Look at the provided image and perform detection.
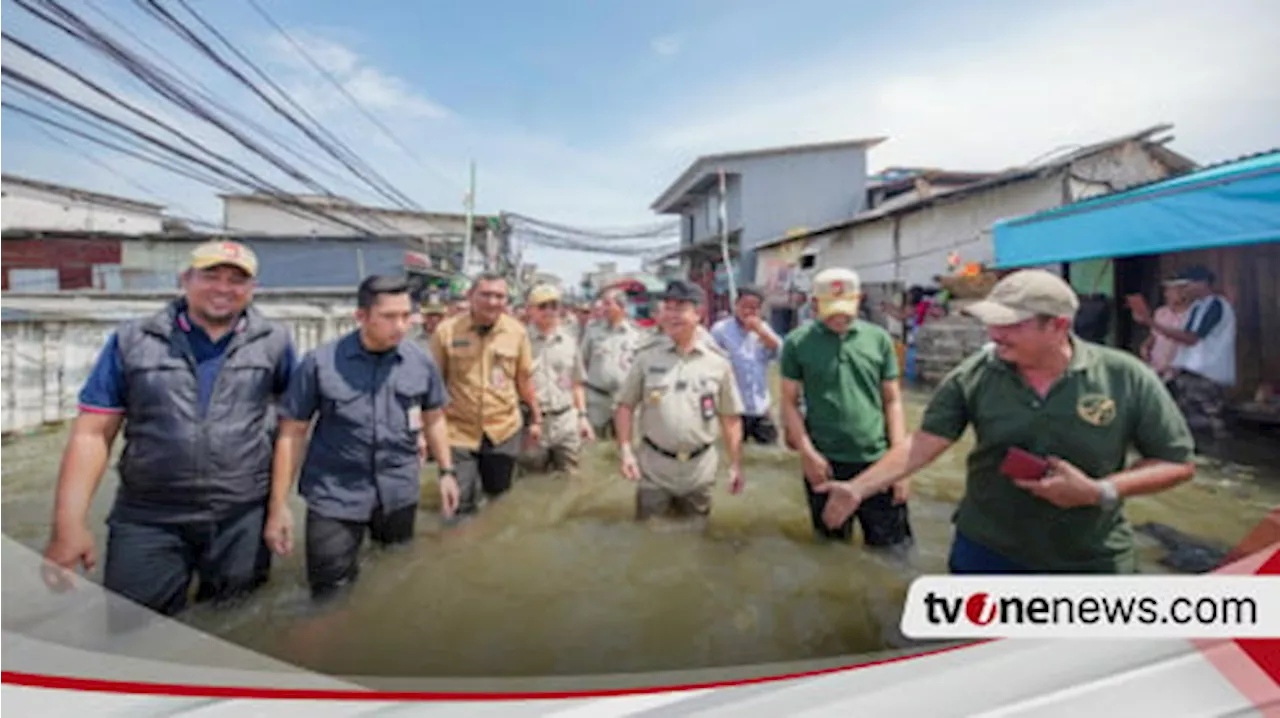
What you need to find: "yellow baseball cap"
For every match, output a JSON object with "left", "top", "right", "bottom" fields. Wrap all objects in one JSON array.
[
  {"left": 190, "top": 239, "right": 258, "bottom": 277},
  {"left": 812, "top": 267, "right": 862, "bottom": 319},
  {"left": 962, "top": 269, "right": 1079, "bottom": 326},
  {"left": 527, "top": 284, "right": 562, "bottom": 305}
]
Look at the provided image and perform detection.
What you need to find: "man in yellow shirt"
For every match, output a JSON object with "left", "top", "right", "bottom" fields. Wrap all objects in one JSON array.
[{"left": 429, "top": 272, "right": 539, "bottom": 517}]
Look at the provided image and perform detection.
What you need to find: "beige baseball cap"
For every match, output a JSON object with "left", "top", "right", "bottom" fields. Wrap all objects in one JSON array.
[
  {"left": 812, "top": 267, "right": 862, "bottom": 319},
  {"left": 527, "top": 284, "right": 562, "bottom": 305},
  {"left": 189, "top": 239, "right": 258, "bottom": 277},
  {"left": 962, "top": 269, "right": 1079, "bottom": 326}
]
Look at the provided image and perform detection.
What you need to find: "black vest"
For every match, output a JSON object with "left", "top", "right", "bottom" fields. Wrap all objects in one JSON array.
[{"left": 112, "top": 300, "right": 292, "bottom": 523}]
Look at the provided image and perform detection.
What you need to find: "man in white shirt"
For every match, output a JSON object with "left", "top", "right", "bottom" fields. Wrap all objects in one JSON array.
[{"left": 1131, "top": 265, "right": 1236, "bottom": 441}]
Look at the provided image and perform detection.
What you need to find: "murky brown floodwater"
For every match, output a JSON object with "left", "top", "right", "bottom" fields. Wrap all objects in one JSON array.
[{"left": 3, "top": 388, "right": 1278, "bottom": 679}]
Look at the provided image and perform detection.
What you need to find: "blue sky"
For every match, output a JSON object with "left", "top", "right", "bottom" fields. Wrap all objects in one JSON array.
[{"left": 3, "top": 0, "right": 1278, "bottom": 282}]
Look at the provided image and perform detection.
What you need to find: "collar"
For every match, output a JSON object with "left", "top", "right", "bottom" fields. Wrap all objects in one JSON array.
[
  {"left": 532, "top": 324, "right": 564, "bottom": 342},
  {"left": 990, "top": 334, "right": 1093, "bottom": 375},
  {"left": 340, "top": 330, "right": 408, "bottom": 361}
]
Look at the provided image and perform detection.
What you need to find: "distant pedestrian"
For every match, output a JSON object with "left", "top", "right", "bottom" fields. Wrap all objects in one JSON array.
[
  {"left": 710, "top": 285, "right": 783, "bottom": 445},
  {"left": 265, "top": 275, "right": 457, "bottom": 600},
  {"left": 519, "top": 284, "right": 595, "bottom": 474},
  {"left": 780, "top": 268, "right": 912, "bottom": 549},
  {"left": 430, "top": 272, "right": 539, "bottom": 517},
  {"left": 614, "top": 280, "right": 745, "bottom": 525},
  {"left": 818, "top": 269, "right": 1196, "bottom": 574},
  {"left": 42, "top": 240, "right": 295, "bottom": 627},
  {"left": 1130, "top": 265, "right": 1237, "bottom": 442},
  {"left": 579, "top": 288, "right": 642, "bottom": 439}
]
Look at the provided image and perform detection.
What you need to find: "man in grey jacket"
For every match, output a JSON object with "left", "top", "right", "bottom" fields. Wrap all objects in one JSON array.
[{"left": 42, "top": 240, "right": 296, "bottom": 627}]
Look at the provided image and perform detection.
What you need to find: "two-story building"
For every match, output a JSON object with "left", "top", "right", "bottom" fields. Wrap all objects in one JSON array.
[{"left": 648, "top": 137, "right": 885, "bottom": 318}]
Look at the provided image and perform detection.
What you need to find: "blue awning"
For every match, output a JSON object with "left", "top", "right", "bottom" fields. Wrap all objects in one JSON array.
[{"left": 992, "top": 151, "right": 1280, "bottom": 268}]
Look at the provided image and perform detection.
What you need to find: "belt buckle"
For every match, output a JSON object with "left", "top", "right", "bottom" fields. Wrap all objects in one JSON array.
[{"left": 676, "top": 450, "right": 690, "bottom": 462}]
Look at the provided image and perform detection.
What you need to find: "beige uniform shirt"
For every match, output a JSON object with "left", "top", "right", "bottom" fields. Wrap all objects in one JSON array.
[
  {"left": 617, "top": 335, "right": 744, "bottom": 492},
  {"left": 581, "top": 319, "right": 642, "bottom": 395},
  {"left": 429, "top": 312, "right": 533, "bottom": 449},
  {"left": 530, "top": 324, "right": 585, "bottom": 414}
]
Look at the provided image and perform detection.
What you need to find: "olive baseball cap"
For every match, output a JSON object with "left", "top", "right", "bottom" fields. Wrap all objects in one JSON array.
[
  {"left": 189, "top": 239, "right": 258, "bottom": 277},
  {"left": 962, "top": 269, "right": 1079, "bottom": 326},
  {"left": 812, "top": 267, "right": 862, "bottom": 319}
]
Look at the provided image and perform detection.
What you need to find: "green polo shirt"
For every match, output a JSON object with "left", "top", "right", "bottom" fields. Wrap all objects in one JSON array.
[
  {"left": 780, "top": 319, "right": 900, "bottom": 464},
  {"left": 920, "top": 338, "right": 1196, "bottom": 573}
]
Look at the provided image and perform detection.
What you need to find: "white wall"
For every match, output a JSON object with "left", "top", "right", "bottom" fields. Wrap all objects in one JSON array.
[
  {"left": 1, "top": 300, "right": 358, "bottom": 436},
  {"left": 1, "top": 182, "right": 163, "bottom": 234},
  {"left": 224, "top": 198, "right": 468, "bottom": 238}
]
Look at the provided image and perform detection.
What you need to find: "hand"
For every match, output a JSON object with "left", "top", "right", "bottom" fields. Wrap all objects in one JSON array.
[
  {"left": 801, "top": 448, "right": 832, "bottom": 487},
  {"left": 743, "top": 315, "right": 763, "bottom": 333},
  {"left": 619, "top": 449, "right": 640, "bottom": 481},
  {"left": 263, "top": 505, "right": 294, "bottom": 556},
  {"left": 438, "top": 474, "right": 460, "bottom": 518},
  {"left": 1013, "top": 456, "right": 1105, "bottom": 509},
  {"left": 527, "top": 422, "right": 543, "bottom": 445},
  {"left": 728, "top": 464, "right": 745, "bottom": 495},
  {"left": 812, "top": 481, "right": 864, "bottom": 529},
  {"left": 41, "top": 524, "right": 96, "bottom": 592},
  {"left": 1125, "top": 294, "right": 1152, "bottom": 325},
  {"left": 579, "top": 416, "right": 595, "bottom": 442},
  {"left": 892, "top": 478, "right": 911, "bottom": 505}
]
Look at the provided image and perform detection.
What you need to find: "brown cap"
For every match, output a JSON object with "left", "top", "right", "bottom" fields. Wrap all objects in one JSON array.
[
  {"left": 812, "top": 267, "right": 862, "bottom": 319},
  {"left": 527, "top": 284, "right": 562, "bottom": 305},
  {"left": 189, "top": 239, "right": 258, "bottom": 277},
  {"left": 962, "top": 269, "right": 1079, "bottom": 326}
]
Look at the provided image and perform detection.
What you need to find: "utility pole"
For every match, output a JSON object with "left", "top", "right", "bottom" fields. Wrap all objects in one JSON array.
[
  {"left": 718, "top": 167, "right": 737, "bottom": 305},
  {"left": 461, "top": 159, "right": 476, "bottom": 277}
]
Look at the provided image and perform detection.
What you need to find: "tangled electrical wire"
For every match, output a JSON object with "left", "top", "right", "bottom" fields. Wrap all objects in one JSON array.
[{"left": 503, "top": 211, "right": 681, "bottom": 259}]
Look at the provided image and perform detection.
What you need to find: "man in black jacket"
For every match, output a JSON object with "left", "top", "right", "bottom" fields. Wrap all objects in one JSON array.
[{"left": 42, "top": 240, "right": 296, "bottom": 627}]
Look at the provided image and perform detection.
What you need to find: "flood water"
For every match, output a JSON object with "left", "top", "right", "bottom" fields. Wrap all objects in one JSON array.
[{"left": 3, "top": 388, "right": 1278, "bottom": 680}]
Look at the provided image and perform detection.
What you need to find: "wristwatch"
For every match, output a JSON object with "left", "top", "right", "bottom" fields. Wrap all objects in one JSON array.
[
  {"left": 1097, "top": 479, "right": 1119, "bottom": 510},
  {"left": 439, "top": 467, "right": 457, "bottom": 478}
]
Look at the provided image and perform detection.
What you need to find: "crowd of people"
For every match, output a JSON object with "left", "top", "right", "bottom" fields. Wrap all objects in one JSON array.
[{"left": 39, "top": 238, "right": 1214, "bottom": 631}]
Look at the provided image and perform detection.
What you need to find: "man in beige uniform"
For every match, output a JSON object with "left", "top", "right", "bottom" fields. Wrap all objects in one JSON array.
[
  {"left": 520, "top": 284, "right": 594, "bottom": 474},
  {"left": 615, "top": 280, "right": 745, "bottom": 522},
  {"left": 580, "top": 287, "right": 642, "bottom": 438},
  {"left": 430, "top": 272, "right": 540, "bottom": 517}
]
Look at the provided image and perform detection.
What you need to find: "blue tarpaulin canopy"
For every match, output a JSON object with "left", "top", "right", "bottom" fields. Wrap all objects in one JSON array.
[{"left": 992, "top": 150, "right": 1280, "bottom": 268}]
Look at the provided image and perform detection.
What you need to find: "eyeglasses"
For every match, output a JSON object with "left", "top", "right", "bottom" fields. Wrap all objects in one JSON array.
[{"left": 535, "top": 302, "right": 560, "bottom": 310}]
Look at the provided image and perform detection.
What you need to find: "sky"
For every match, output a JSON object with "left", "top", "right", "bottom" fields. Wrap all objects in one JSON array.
[{"left": 2, "top": 0, "right": 1278, "bottom": 284}]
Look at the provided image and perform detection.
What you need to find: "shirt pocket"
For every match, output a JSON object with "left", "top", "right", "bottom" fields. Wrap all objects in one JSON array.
[
  {"left": 316, "top": 369, "right": 367, "bottom": 428},
  {"left": 490, "top": 346, "right": 519, "bottom": 386}
]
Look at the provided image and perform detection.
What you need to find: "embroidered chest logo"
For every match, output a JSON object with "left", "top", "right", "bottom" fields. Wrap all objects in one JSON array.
[{"left": 1076, "top": 393, "right": 1117, "bottom": 427}]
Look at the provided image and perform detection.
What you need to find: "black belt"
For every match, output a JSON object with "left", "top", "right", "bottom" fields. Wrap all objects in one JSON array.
[
  {"left": 643, "top": 437, "right": 711, "bottom": 462},
  {"left": 585, "top": 383, "right": 612, "bottom": 396},
  {"left": 543, "top": 406, "right": 575, "bottom": 417}
]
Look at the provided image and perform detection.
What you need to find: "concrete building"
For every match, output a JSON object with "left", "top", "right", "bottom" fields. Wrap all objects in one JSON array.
[
  {"left": 648, "top": 137, "right": 886, "bottom": 316},
  {"left": 1, "top": 175, "right": 168, "bottom": 291},
  {"left": 754, "top": 124, "right": 1198, "bottom": 382}
]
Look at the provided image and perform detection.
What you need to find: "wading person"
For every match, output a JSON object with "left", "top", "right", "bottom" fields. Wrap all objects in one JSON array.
[
  {"left": 711, "top": 285, "right": 783, "bottom": 445},
  {"left": 519, "top": 284, "right": 594, "bottom": 474},
  {"left": 816, "top": 269, "right": 1197, "bottom": 574},
  {"left": 780, "top": 267, "right": 912, "bottom": 549},
  {"left": 265, "top": 275, "right": 457, "bottom": 600},
  {"left": 430, "top": 272, "right": 539, "bottom": 517},
  {"left": 580, "top": 288, "right": 642, "bottom": 439},
  {"left": 1129, "top": 265, "right": 1237, "bottom": 443},
  {"left": 41, "top": 240, "right": 296, "bottom": 625},
  {"left": 614, "top": 280, "right": 745, "bottom": 524}
]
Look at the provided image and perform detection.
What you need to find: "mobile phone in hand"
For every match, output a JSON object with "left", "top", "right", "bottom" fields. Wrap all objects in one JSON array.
[{"left": 1000, "top": 447, "right": 1050, "bottom": 481}]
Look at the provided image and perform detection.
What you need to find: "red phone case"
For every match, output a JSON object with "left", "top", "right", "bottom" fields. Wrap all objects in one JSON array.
[{"left": 1000, "top": 447, "right": 1049, "bottom": 481}]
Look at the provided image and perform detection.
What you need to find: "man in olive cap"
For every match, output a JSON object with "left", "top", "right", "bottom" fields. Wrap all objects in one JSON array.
[{"left": 814, "top": 269, "right": 1196, "bottom": 574}]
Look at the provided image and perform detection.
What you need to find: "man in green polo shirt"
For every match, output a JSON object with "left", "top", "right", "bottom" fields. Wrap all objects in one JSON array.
[
  {"left": 780, "top": 267, "right": 912, "bottom": 548},
  {"left": 814, "top": 269, "right": 1197, "bottom": 573}
]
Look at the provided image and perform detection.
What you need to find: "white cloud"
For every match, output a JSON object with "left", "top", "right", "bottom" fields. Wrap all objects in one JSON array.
[{"left": 650, "top": 34, "right": 682, "bottom": 57}]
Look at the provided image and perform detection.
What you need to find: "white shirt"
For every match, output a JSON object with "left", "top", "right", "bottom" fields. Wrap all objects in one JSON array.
[{"left": 1171, "top": 294, "right": 1237, "bottom": 387}]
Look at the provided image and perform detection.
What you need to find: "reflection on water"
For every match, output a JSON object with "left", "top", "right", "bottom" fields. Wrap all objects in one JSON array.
[{"left": 3, "top": 390, "right": 1277, "bottom": 677}]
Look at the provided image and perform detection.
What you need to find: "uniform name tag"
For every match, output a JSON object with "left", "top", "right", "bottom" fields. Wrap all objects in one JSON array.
[
  {"left": 451, "top": 339, "right": 472, "bottom": 348},
  {"left": 700, "top": 393, "right": 715, "bottom": 421}
]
